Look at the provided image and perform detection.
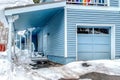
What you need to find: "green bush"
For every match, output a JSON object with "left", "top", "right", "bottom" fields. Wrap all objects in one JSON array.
[{"left": 33, "top": 0, "right": 40, "bottom": 3}]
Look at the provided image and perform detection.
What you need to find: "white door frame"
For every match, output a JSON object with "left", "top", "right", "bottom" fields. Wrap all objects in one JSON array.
[{"left": 76, "top": 24, "right": 115, "bottom": 61}]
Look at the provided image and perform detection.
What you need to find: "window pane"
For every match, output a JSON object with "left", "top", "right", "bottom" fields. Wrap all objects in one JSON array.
[
  {"left": 77, "top": 28, "right": 93, "bottom": 34},
  {"left": 94, "top": 28, "right": 109, "bottom": 34}
]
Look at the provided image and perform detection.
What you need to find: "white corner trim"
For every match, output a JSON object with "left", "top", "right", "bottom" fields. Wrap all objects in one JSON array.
[
  {"left": 119, "top": 0, "right": 120, "bottom": 7},
  {"left": 76, "top": 24, "right": 78, "bottom": 61},
  {"left": 76, "top": 23, "right": 116, "bottom": 60},
  {"left": 66, "top": 4, "right": 120, "bottom": 11},
  {"left": 64, "top": 7, "right": 68, "bottom": 57},
  {"left": 107, "top": 0, "right": 110, "bottom": 7},
  {"left": 111, "top": 24, "right": 116, "bottom": 59}
]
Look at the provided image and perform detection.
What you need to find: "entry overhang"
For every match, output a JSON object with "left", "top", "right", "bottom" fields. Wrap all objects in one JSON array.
[
  {"left": 5, "top": 1, "right": 66, "bottom": 15},
  {"left": 5, "top": 1, "right": 65, "bottom": 31}
]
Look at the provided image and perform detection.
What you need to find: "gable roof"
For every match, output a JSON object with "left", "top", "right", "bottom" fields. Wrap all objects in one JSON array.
[{"left": 5, "top": 0, "right": 66, "bottom": 15}]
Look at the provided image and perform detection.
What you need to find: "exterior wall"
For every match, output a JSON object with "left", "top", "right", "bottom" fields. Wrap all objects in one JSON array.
[
  {"left": 48, "top": 55, "right": 76, "bottom": 64},
  {"left": 67, "top": 8, "right": 120, "bottom": 59},
  {"left": 110, "top": 0, "right": 119, "bottom": 7},
  {"left": 42, "top": 10, "right": 65, "bottom": 58}
]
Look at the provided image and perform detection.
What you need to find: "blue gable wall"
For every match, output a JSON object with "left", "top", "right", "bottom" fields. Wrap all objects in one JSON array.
[
  {"left": 67, "top": 8, "right": 120, "bottom": 58},
  {"left": 41, "top": 9, "right": 65, "bottom": 63},
  {"left": 37, "top": 9, "right": 65, "bottom": 60},
  {"left": 46, "top": 10, "right": 64, "bottom": 56},
  {"left": 110, "top": 0, "right": 119, "bottom": 7}
]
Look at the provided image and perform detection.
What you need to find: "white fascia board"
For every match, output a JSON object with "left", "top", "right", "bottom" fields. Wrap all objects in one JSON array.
[
  {"left": 5, "top": 1, "right": 66, "bottom": 15},
  {"left": 66, "top": 4, "right": 120, "bottom": 11}
]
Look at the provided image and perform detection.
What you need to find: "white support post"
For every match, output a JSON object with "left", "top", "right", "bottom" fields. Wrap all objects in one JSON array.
[
  {"left": 7, "top": 15, "right": 14, "bottom": 80},
  {"left": 28, "top": 28, "right": 35, "bottom": 58},
  {"left": 20, "top": 35, "right": 22, "bottom": 53},
  {"left": 13, "top": 32, "right": 15, "bottom": 55},
  {"left": 24, "top": 36, "right": 26, "bottom": 49},
  {"left": 15, "top": 32, "right": 18, "bottom": 51},
  {"left": 27, "top": 31, "right": 29, "bottom": 54},
  {"left": 7, "top": 16, "right": 13, "bottom": 63},
  {"left": 30, "top": 31, "right": 32, "bottom": 57}
]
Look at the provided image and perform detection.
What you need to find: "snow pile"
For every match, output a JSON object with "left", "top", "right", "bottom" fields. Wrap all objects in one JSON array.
[
  {"left": 12, "top": 46, "right": 33, "bottom": 65},
  {"left": 63, "top": 60, "right": 120, "bottom": 78},
  {"left": 10, "top": 60, "right": 120, "bottom": 80},
  {"left": 0, "top": 57, "right": 10, "bottom": 80},
  {"left": 16, "top": 49, "right": 32, "bottom": 64}
]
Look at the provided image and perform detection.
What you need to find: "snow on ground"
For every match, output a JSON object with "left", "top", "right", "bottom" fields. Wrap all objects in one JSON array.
[
  {"left": 12, "top": 59, "right": 120, "bottom": 80},
  {"left": 1, "top": 49, "right": 120, "bottom": 80},
  {"left": 0, "top": 0, "right": 120, "bottom": 80}
]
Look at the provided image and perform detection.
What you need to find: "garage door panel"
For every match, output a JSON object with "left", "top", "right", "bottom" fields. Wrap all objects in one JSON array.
[
  {"left": 78, "top": 44, "right": 93, "bottom": 52},
  {"left": 93, "top": 45, "right": 110, "bottom": 52},
  {"left": 93, "top": 53, "right": 110, "bottom": 59},
  {"left": 77, "top": 36, "right": 93, "bottom": 44},
  {"left": 93, "top": 36, "right": 110, "bottom": 44},
  {"left": 78, "top": 53, "right": 93, "bottom": 60}
]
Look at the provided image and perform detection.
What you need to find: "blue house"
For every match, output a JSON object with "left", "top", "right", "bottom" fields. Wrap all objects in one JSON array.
[{"left": 5, "top": 0, "right": 120, "bottom": 64}]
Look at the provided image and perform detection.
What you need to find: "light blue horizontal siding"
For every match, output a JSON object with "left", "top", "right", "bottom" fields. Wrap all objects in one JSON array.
[
  {"left": 67, "top": 8, "right": 120, "bottom": 58},
  {"left": 110, "top": 0, "right": 119, "bottom": 7},
  {"left": 43, "top": 9, "right": 65, "bottom": 57}
]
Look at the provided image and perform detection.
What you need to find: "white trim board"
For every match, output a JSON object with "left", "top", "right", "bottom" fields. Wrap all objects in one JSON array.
[
  {"left": 5, "top": 1, "right": 66, "bottom": 15},
  {"left": 107, "top": 0, "right": 110, "bottom": 7},
  {"left": 64, "top": 7, "right": 68, "bottom": 57},
  {"left": 76, "top": 23, "right": 115, "bottom": 60},
  {"left": 66, "top": 4, "right": 120, "bottom": 11}
]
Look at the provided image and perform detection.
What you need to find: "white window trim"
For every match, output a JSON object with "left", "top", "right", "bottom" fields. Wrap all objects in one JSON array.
[{"left": 76, "top": 24, "right": 115, "bottom": 61}]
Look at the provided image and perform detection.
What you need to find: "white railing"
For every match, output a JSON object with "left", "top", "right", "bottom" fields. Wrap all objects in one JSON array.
[{"left": 67, "top": 0, "right": 108, "bottom": 6}]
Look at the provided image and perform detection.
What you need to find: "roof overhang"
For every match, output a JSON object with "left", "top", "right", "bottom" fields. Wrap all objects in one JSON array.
[{"left": 5, "top": 1, "right": 66, "bottom": 15}]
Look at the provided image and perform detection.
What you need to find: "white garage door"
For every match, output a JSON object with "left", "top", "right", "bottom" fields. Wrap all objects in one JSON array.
[{"left": 77, "top": 26, "right": 111, "bottom": 60}]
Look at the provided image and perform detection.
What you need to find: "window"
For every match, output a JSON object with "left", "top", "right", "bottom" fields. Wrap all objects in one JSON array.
[
  {"left": 77, "top": 28, "right": 92, "bottom": 34},
  {"left": 94, "top": 28, "right": 109, "bottom": 34},
  {"left": 67, "top": 0, "right": 108, "bottom": 6},
  {"left": 77, "top": 27, "right": 109, "bottom": 34}
]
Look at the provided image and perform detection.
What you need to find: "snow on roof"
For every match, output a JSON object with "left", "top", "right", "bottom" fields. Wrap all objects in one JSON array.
[
  {"left": 5, "top": 0, "right": 65, "bottom": 16},
  {"left": 0, "top": 0, "right": 34, "bottom": 28},
  {"left": 5, "top": 0, "right": 65, "bottom": 10},
  {"left": 0, "top": 0, "right": 34, "bottom": 10}
]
